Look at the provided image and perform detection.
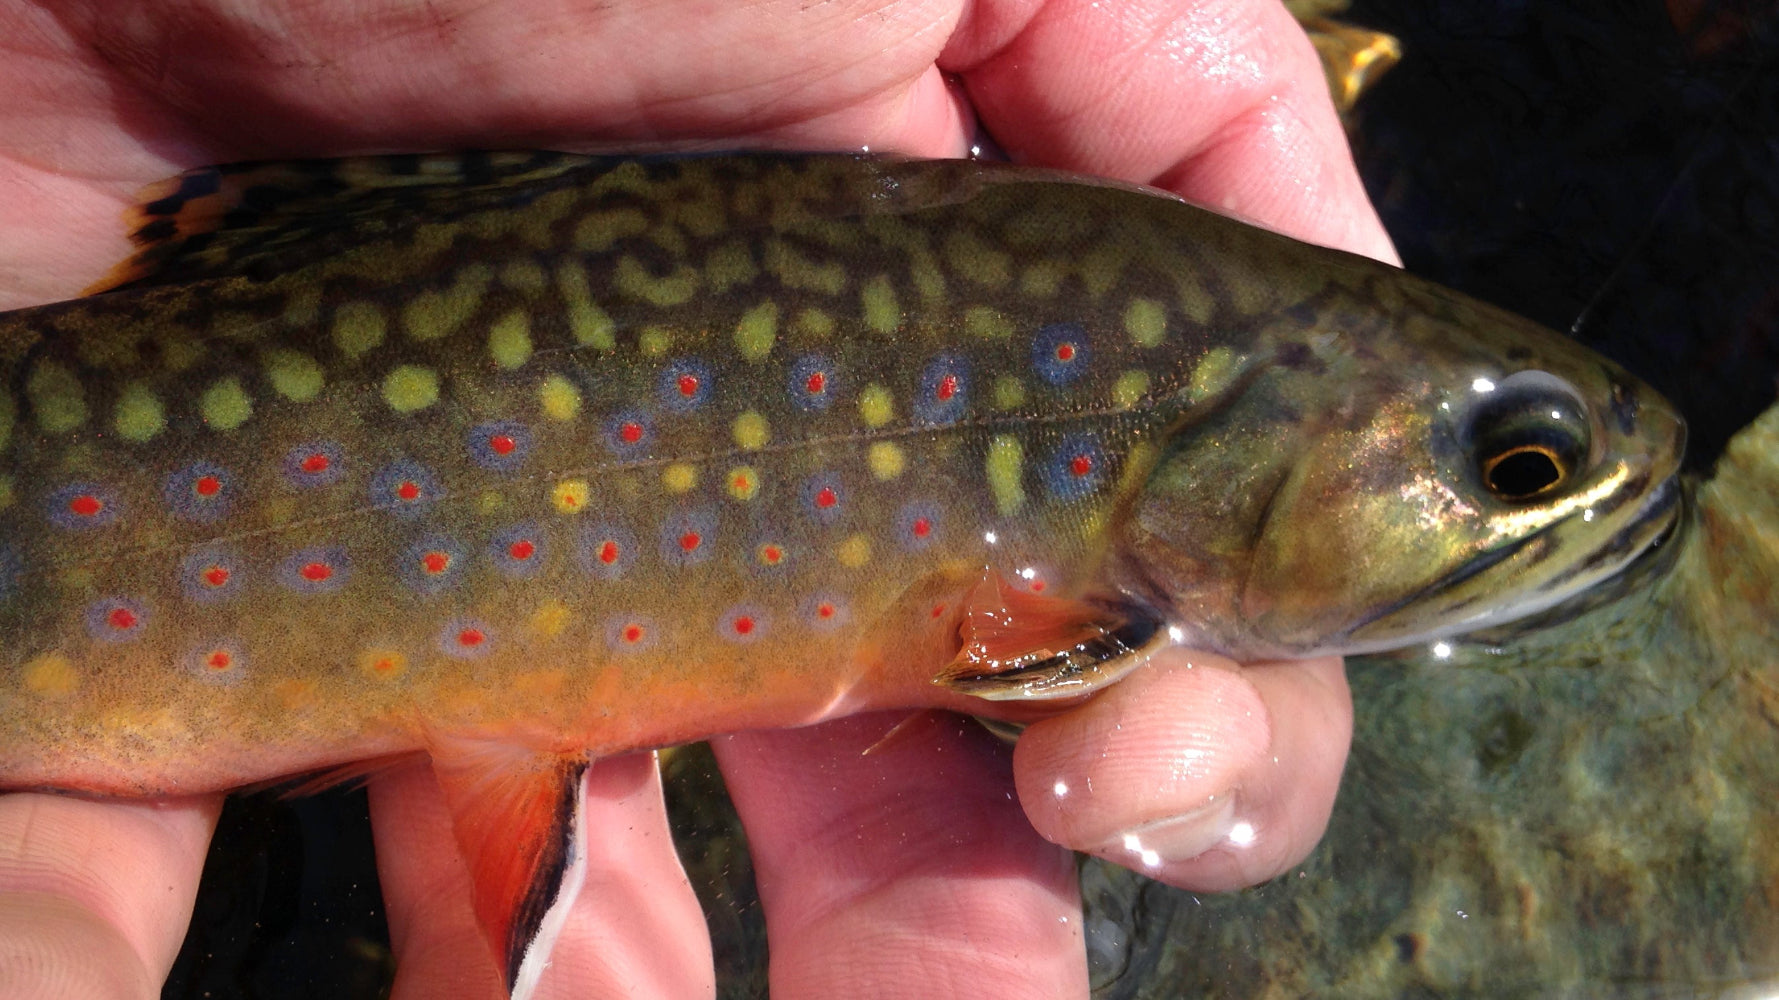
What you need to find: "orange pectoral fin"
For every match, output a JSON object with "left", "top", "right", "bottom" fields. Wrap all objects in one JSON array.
[
  {"left": 428, "top": 737, "right": 590, "bottom": 1000},
  {"left": 933, "top": 570, "right": 1170, "bottom": 702}
]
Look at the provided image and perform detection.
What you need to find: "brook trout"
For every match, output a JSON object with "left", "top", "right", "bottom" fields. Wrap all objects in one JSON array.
[{"left": 0, "top": 153, "right": 1683, "bottom": 995}]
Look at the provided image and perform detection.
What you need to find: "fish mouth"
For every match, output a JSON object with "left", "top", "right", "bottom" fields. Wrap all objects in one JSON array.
[{"left": 1337, "top": 473, "right": 1684, "bottom": 656}]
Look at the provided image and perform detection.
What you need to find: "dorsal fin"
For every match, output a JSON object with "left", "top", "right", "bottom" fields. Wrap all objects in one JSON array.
[{"left": 84, "top": 151, "right": 597, "bottom": 294}]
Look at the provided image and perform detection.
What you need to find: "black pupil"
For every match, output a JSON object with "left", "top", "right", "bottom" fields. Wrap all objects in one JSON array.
[{"left": 1487, "top": 448, "right": 1562, "bottom": 499}]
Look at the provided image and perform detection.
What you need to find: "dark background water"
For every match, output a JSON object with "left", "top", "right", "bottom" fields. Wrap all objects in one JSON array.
[{"left": 162, "top": 0, "right": 1779, "bottom": 995}]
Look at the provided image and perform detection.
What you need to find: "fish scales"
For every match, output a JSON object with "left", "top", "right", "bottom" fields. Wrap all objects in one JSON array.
[{"left": 0, "top": 154, "right": 1337, "bottom": 791}]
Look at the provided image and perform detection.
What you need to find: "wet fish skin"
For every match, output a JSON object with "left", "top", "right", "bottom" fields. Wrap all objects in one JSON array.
[{"left": 0, "top": 152, "right": 1682, "bottom": 797}]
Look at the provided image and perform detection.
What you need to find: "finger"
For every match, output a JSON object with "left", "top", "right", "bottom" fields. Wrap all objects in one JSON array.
[
  {"left": 1013, "top": 649, "right": 1350, "bottom": 891},
  {"left": 946, "top": 0, "right": 1399, "bottom": 262},
  {"left": 714, "top": 711, "right": 1085, "bottom": 999},
  {"left": 0, "top": 791, "right": 221, "bottom": 999},
  {"left": 367, "top": 753, "right": 712, "bottom": 1000}
]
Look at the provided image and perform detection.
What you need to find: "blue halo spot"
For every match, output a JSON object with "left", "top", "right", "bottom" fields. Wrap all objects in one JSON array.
[
  {"left": 489, "top": 523, "right": 547, "bottom": 579},
  {"left": 787, "top": 354, "right": 839, "bottom": 412},
  {"left": 604, "top": 411, "right": 654, "bottom": 457},
  {"left": 576, "top": 522, "right": 639, "bottom": 580},
  {"left": 278, "top": 547, "right": 351, "bottom": 595},
  {"left": 438, "top": 620, "right": 495, "bottom": 659},
  {"left": 466, "top": 420, "right": 533, "bottom": 473},
  {"left": 47, "top": 483, "right": 121, "bottom": 530},
  {"left": 659, "top": 358, "right": 713, "bottom": 412},
  {"left": 180, "top": 548, "right": 246, "bottom": 604},
  {"left": 400, "top": 535, "right": 467, "bottom": 595},
  {"left": 162, "top": 461, "right": 234, "bottom": 523},
  {"left": 1032, "top": 322, "right": 1091, "bottom": 385},
  {"left": 914, "top": 354, "right": 969, "bottom": 425},
  {"left": 799, "top": 472, "right": 846, "bottom": 525},
  {"left": 186, "top": 641, "right": 247, "bottom": 685},
  {"left": 801, "top": 594, "right": 850, "bottom": 631},
  {"left": 717, "top": 604, "right": 768, "bottom": 644},
  {"left": 605, "top": 615, "right": 660, "bottom": 652},
  {"left": 658, "top": 507, "right": 718, "bottom": 567},
  {"left": 85, "top": 597, "right": 149, "bottom": 642},
  {"left": 895, "top": 500, "right": 941, "bottom": 551},
  {"left": 283, "top": 442, "right": 347, "bottom": 489},
  {"left": 370, "top": 460, "right": 443, "bottom": 517},
  {"left": 1042, "top": 433, "right": 1108, "bottom": 500}
]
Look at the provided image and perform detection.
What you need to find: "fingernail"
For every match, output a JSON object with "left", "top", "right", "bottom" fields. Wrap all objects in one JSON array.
[{"left": 1091, "top": 795, "right": 1237, "bottom": 867}]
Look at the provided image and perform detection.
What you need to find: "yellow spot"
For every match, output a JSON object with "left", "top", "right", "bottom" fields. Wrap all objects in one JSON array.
[
  {"left": 858, "top": 384, "right": 894, "bottom": 428},
  {"left": 264, "top": 350, "right": 324, "bottom": 402},
  {"left": 964, "top": 306, "right": 1012, "bottom": 341},
  {"left": 21, "top": 653, "right": 78, "bottom": 699},
  {"left": 726, "top": 467, "right": 760, "bottom": 501},
  {"left": 638, "top": 326, "right": 673, "bottom": 357},
  {"left": 861, "top": 274, "right": 901, "bottom": 333},
  {"left": 1117, "top": 442, "right": 1161, "bottom": 497},
  {"left": 0, "top": 475, "right": 13, "bottom": 512},
  {"left": 765, "top": 239, "right": 846, "bottom": 295},
  {"left": 1112, "top": 370, "right": 1152, "bottom": 408},
  {"left": 200, "top": 376, "right": 252, "bottom": 431},
  {"left": 704, "top": 240, "right": 758, "bottom": 293},
  {"left": 1190, "top": 347, "right": 1240, "bottom": 403},
  {"left": 794, "top": 308, "right": 835, "bottom": 338},
  {"left": 381, "top": 365, "right": 439, "bottom": 414},
  {"left": 867, "top": 442, "right": 906, "bottom": 480},
  {"left": 488, "top": 311, "right": 533, "bottom": 370},
  {"left": 528, "top": 600, "right": 572, "bottom": 638},
  {"left": 27, "top": 360, "right": 86, "bottom": 433},
  {"left": 1020, "top": 260, "right": 1066, "bottom": 298},
  {"left": 539, "top": 374, "right": 581, "bottom": 421},
  {"left": 552, "top": 478, "right": 591, "bottom": 513},
  {"left": 991, "top": 376, "right": 1027, "bottom": 410},
  {"left": 944, "top": 229, "right": 1013, "bottom": 287},
  {"left": 734, "top": 302, "right": 778, "bottom": 361},
  {"left": 910, "top": 250, "right": 947, "bottom": 305},
  {"left": 358, "top": 648, "right": 408, "bottom": 680},
  {"left": 477, "top": 490, "right": 506, "bottom": 515},
  {"left": 555, "top": 263, "right": 616, "bottom": 350},
  {"left": 986, "top": 435, "right": 1026, "bottom": 515},
  {"left": 332, "top": 301, "right": 386, "bottom": 358},
  {"left": 662, "top": 463, "right": 698, "bottom": 493},
  {"left": 404, "top": 264, "right": 490, "bottom": 340},
  {"left": 614, "top": 256, "right": 699, "bottom": 307},
  {"left": 732, "top": 411, "right": 769, "bottom": 451},
  {"left": 113, "top": 382, "right": 165, "bottom": 441},
  {"left": 574, "top": 208, "right": 650, "bottom": 251},
  {"left": 1125, "top": 298, "right": 1167, "bottom": 347},
  {"left": 836, "top": 533, "right": 872, "bottom": 569},
  {"left": 61, "top": 567, "right": 93, "bottom": 590},
  {"left": 1079, "top": 242, "right": 1130, "bottom": 298}
]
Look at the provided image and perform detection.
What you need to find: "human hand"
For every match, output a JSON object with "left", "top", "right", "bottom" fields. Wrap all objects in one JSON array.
[{"left": 0, "top": 0, "right": 1386, "bottom": 996}]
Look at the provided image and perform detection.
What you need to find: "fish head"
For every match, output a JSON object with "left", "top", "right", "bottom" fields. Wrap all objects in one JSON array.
[{"left": 1114, "top": 278, "right": 1686, "bottom": 659}]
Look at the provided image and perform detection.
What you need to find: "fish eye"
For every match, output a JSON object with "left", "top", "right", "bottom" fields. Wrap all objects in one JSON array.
[{"left": 1460, "top": 371, "right": 1591, "bottom": 503}]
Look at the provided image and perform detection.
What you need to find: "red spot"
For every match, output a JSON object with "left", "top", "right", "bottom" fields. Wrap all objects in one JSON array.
[
  {"left": 202, "top": 565, "right": 231, "bottom": 587},
  {"left": 194, "top": 475, "right": 222, "bottom": 498},
  {"left": 299, "top": 562, "right": 333, "bottom": 583},
  {"left": 205, "top": 650, "right": 233, "bottom": 671},
  {"left": 732, "top": 615, "right": 755, "bottom": 636},
  {"left": 106, "top": 607, "right": 138, "bottom": 630},
  {"left": 911, "top": 517, "right": 932, "bottom": 538},
  {"left": 598, "top": 540, "right": 621, "bottom": 565},
  {"left": 489, "top": 434, "right": 516, "bottom": 455},
  {"left": 1055, "top": 343, "right": 1076, "bottom": 362},
  {"left": 677, "top": 374, "right": 700, "bottom": 398},
  {"left": 732, "top": 473, "right": 751, "bottom": 490},
  {"left": 814, "top": 487, "right": 838, "bottom": 509},
  {"left": 1030, "top": 580, "right": 1047, "bottom": 593},
  {"left": 936, "top": 374, "right": 958, "bottom": 401},
  {"left": 805, "top": 371, "right": 827, "bottom": 395},
  {"left": 508, "top": 539, "right": 536, "bottom": 561},
  {"left": 69, "top": 494, "right": 103, "bottom": 517},
  {"left": 816, "top": 602, "right": 836, "bottom": 620},
  {"left": 396, "top": 480, "right": 421, "bottom": 502},
  {"left": 930, "top": 603, "right": 946, "bottom": 619},
  {"left": 301, "top": 453, "right": 331, "bottom": 474},
  {"left": 621, "top": 624, "right": 645, "bottom": 644},
  {"left": 619, "top": 422, "right": 643, "bottom": 444},
  {"left": 760, "top": 544, "right": 783, "bottom": 565},
  {"left": 456, "top": 628, "right": 486, "bottom": 648},
  {"left": 1070, "top": 454, "right": 1094, "bottom": 477},
  {"left": 421, "top": 551, "right": 451, "bottom": 575},
  {"left": 679, "top": 531, "right": 702, "bottom": 553}
]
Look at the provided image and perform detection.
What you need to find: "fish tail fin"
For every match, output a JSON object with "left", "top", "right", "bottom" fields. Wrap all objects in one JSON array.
[{"left": 429, "top": 736, "right": 590, "bottom": 1000}]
